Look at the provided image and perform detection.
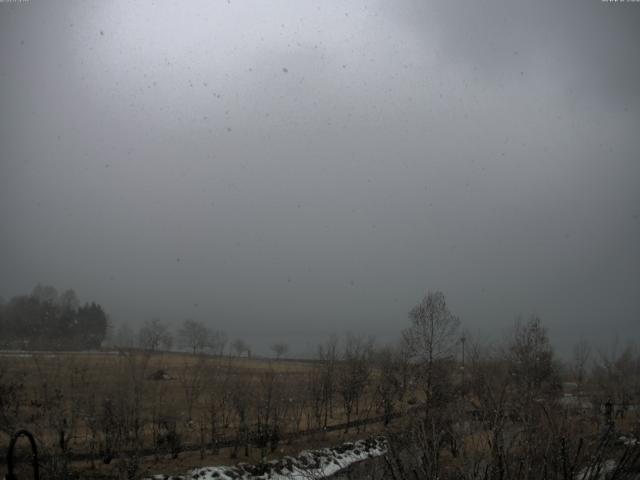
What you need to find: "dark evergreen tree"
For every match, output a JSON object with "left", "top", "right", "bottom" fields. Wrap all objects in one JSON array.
[{"left": 0, "top": 285, "right": 108, "bottom": 350}]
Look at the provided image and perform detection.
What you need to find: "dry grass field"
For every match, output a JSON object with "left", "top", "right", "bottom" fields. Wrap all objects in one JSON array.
[
  {"left": 0, "top": 350, "right": 400, "bottom": 479},
  {"left": 2, "top": 318, "right": 640, "bottom": 480}
]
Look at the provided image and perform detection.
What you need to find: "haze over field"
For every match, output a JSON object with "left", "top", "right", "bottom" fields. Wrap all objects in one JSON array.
[{"left": 1, "top": 0, "right": 639, "bottom": 355}]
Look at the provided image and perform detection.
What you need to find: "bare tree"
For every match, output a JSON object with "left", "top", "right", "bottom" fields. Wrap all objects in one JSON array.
[
  {"left": 286, "top": 381, "right": 307, "bottom": 437},
  {"left": 403, "top": 290, "right": 460, "bottom": 413},
  {"left": 270, "top": 342, "right": 289, "bottom": 360},
  {"left": 337, "top": 333, "right": 373, "bottom": 432},
  {"left": 373, "top": 346, "right": 403, "bottom": 425},
  {"left": 202, "top": 364, "right": 234, "bottom": 455},
  {"left": 176, "top": 355, "right": 209, "bottom": 421},
  {"left": 209, "top": 330, "right": 228, "bottom": 356},
  {"left": 507, "top": 315, "right": 559, "bottom": 408},
  {"left": 58, "top": 288, "right": 79, "bottom": 310},
  {"left": 229, "top": 373, "right": 251, "bottom": 458},
  {"left": 593, "top": 342, "right": 639, "bottom": 413},
  {"left": 571, "top": 338, "right": 592, "bottom": 387},
  {"left": 0, "top": 361, "right": 26, "bottom": 436},
  {"left": 231, "top": 338, "right": 250, "bottom": 357},
  {"left": 138, "top": 319, "right": 173, "bottom": 352},
  {"left": 178, "top": 319, "right": 211, "bottom": 355},
  {"left": 306, "top": 365, "right": 325, "bottom": 429},
  {"left": 252, "top": 369, "right": 289, "bottom": 459},
  {"left": 317, "top": 334, "right": 339, "bottom": 427},
  {"left": 101, "top": 352, "right": 152, "bottom": 477},
  {"left": 31, "top": 283, "right": 59, "bottom": 303},
  {"left": 114, "top": 323, "right": 135, "bottom": 349},
  {"left": 466, "top": 340, "right": 514, "bottom": 476}
]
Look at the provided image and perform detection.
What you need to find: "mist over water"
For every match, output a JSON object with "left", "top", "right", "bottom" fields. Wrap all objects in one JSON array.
[{"left": 1, "top": 0, "right": 639, "bottom": 356}]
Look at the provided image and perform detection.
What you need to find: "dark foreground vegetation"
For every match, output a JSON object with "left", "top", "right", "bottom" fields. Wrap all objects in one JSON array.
[{"left": 1, "top": 290, "right": 640, "bottom": 479}]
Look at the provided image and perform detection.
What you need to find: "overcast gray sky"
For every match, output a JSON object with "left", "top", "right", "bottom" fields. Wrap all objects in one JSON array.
[{"left": 1, "top": 0, "right": 639, "bottom": 356}]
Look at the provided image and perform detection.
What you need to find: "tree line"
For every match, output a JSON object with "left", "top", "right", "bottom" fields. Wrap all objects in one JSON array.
[
  {"left": 0, "top": 284, "right": 108, "bottom": 350},
  {"left": 113, "top": 318, "right": 290, "bottom": 359},
  {"left": 112, "top": 318, "right": 231, "bottom": 356},
  {"left": 1, "top": 288, "right": 639, "bottom": 479}
]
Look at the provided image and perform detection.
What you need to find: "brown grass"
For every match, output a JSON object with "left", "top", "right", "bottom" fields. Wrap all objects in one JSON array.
[{"left": 0, "top": 350, "right": 393, "bottom": 479}]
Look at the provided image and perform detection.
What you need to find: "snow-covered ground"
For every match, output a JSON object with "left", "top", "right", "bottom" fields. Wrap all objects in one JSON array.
[
  {"left": 618, "top": 435, "right": 639, "bottom": 447},
  {"left": 576, "top": 460, "right": 619, "bottom": 480},
  {"left": 144, "top": 437, "right": 387, "bottom": 480},
  {"left": 574, "top": 436, "right": 640, "bottom": 479}
]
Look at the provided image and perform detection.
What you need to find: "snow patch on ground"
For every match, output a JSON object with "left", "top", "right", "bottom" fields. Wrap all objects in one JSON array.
[
  {"left": 144, "top": 437, "right": 387, "bottom": 480},
  {"left": 575, "top": 459, "right": 618, "bottom": 480},
  {"left": 618, "top": 435, "right": 639, "bottom": 447}
]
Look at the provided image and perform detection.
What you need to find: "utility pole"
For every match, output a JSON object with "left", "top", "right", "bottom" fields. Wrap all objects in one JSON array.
[{"left": 460, "top": 334, "right": 466, "bottom": 394}]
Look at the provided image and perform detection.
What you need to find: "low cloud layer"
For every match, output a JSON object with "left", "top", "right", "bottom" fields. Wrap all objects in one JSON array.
[{"left": 1, "top": 0, "right": 638, "bottom": 355}]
